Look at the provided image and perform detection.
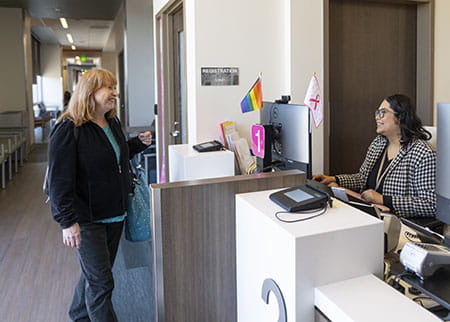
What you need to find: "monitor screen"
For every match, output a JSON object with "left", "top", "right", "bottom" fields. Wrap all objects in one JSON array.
[
  {"left": 260, "top": 101, "right": 311, "bottom": 176},
  {"left": 437, "top": 102, "right": 450, "bottom": 226}
]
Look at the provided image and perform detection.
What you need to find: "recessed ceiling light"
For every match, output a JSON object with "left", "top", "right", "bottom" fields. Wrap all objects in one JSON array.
[
  {"left": 59, "top": 17, "right": 69, "bottom": 29},
  {"left": 71, "top": 45, "right": 76, "bottom": 50},
  {"left": 66, "top": 33, "right": 74, "bottom": 44}
]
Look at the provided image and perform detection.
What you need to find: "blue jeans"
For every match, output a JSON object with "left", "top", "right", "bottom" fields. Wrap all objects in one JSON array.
[{"left": 69, "top": 221, "right": 124, "bottom": 322}]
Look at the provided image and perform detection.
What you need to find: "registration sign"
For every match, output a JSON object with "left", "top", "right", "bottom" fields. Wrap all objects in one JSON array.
[{"left": 201, "top": 67, "right": 239, "bottom": 86}]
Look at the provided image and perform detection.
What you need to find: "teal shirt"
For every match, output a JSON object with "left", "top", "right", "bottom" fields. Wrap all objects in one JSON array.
[{"left": 95, "top": 124, "right": 126, "bottom": 223}]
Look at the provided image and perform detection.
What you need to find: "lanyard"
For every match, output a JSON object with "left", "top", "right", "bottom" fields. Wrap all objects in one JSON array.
[{"left": 375, "top": 148, "right": 392, "bottom": 191}]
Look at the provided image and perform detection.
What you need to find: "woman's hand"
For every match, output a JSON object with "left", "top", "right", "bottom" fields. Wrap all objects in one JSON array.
[
  {"left": 62, "top": 223, "right": 81, "bottom": 249},
  {"left": 138, "top": 131, "right": 152, "bottom": 146},
  {"left": 361, "top": 189, "right": 383, "bottom": 205},
  {"left": 312, "top": 174, "right": 337, "bottom": 186}
]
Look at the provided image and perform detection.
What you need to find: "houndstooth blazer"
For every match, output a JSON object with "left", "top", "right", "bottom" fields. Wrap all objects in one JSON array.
[{"left": 336, "top": 135, "right": 436, "bottom": 218}]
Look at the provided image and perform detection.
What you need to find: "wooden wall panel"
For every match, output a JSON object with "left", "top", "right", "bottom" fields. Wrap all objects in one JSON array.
[
  {"left": 151, "top": 170, "right": 306, "bottom": 322},
  {"left": 329, "top": 0, "right": 417, "bottom": 174}
]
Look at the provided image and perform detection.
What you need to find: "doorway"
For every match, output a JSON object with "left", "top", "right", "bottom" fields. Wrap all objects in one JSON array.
[
  {"left": 155, "top": 0, "right": 186, "bottom": 182},
  {"left": 327, "top": 0, "right": 433, "bottom": 175}
]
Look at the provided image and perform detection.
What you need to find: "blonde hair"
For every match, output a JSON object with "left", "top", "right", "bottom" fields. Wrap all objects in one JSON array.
[{"left": 58, "top": 68, "right": 117, "bottom": 126}]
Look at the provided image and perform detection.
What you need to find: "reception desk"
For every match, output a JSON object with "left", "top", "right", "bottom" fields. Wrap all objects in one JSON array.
[
  {"left": 151, "top": 170, "right": 306, "bottom": 322},
  {"left": 236, "top": 190, "right": 384, "bottom": 321},
  {"left": 168, "top": 143, "right": 234, "bottom": 182}
]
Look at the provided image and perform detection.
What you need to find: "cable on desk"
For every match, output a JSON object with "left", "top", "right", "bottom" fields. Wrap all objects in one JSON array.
[
  {"left": 275, "top": 204, "right": 328, "bottom": 223},
  {"left": 394, "top": 272, "right": 416, "bottom": 281},
  {"left": 387, "top": 271, "right": 416, "bottom": 294},
  {"left": 414, "top": 298, "right": 425, "bottom": 307},
  {"left": 413, "top": 296, "right": 432, "bottom": 307}
]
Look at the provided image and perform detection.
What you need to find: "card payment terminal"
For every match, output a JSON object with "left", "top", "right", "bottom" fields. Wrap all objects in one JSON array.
[{"left": 269, "top": 183, "right": 331, "bottom": 212}]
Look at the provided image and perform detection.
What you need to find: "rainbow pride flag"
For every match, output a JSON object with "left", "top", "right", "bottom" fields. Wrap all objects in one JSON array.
[{"left": 240, "top": 77, "right": 262, "bottom": 113}]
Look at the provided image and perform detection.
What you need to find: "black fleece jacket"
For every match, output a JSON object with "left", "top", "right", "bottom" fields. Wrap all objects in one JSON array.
[{"left": 48, "top": 117, "right": 147, "bottom": 229}]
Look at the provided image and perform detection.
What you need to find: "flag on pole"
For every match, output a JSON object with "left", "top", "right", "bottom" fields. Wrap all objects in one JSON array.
[
  {"left": 304, "top": 73, "right": 323, "bottom": 128},
  {"left": 240, "top": 76, "right": 263, "bottom": 113}
]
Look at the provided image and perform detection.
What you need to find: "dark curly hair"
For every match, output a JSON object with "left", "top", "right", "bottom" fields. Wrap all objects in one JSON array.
[{"left": 385, "top": 94, "right": 431, "bottom": 145}]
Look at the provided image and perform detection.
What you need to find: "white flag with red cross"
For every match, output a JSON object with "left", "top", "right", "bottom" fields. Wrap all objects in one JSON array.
[{"left": 304, "top": 73, "right": 323, "bottom": 128}]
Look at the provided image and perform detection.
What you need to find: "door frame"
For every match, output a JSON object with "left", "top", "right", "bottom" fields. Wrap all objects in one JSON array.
[
  {"left": 118, "top": 50, "right": 126, "bottom": 127},
  {"left": 155, "top": 0, "right": 185, "bottom": 182},
  {"left": 323, "top": 0, "right": 434, "bottom": 174}
]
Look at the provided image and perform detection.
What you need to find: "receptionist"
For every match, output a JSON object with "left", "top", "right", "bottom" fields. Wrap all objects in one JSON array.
[{"left": 313, "top": 94, "right": 436, "bottom": 218}]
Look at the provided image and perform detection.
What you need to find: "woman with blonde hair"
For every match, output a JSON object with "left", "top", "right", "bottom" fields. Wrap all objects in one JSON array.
[{"left": 48, "top": 68, "right": 152, "bottom": 321}]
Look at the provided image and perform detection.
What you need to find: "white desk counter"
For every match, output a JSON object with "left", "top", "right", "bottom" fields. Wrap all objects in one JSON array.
[
  {"left": 315, "top": 274, "right": 441, "bottom": 322},
  {"left": 236, "top": 190, "right": 384, "bottom": 321}
]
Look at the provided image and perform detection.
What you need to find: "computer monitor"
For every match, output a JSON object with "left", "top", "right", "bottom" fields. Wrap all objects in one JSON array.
[
  {"left": 437, "top": 103, "right": 450, "bottom": 229},
  {"left": 259, "top": 101, "right": 311, "bottom": 177}
]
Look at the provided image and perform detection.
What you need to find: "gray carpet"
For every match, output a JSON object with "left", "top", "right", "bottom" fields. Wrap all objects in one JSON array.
[
  {"left": 112, "top": 234, "right": 155, "bottom": 322},
  {"left": 28, "top": 143, "right": 48, "bottom": 163}
]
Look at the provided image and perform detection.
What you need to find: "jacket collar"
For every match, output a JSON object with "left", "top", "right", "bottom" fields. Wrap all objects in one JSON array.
[{"left": 375, "top": 135, "right": 416, "bottom": 176}]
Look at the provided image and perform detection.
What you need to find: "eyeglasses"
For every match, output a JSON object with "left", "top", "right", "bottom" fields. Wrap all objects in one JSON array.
[{"left": 374, "top": 108, "right": 395, "bottom": 119}]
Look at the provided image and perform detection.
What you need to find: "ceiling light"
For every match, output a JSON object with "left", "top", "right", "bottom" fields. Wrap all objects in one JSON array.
[
  {"left": 66, "top": 33, "right": 74, "bottom": 44},
  {"left": 71, "top": 45, "right": 76, "bottom": 50},
  {"left": 59, "top": 17, "right": 69, "bottom": 29}
]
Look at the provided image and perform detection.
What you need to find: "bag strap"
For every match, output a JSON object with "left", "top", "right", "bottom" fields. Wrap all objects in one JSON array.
[{"left": 129, "top": 154, "right": 140, "bottom": 177}]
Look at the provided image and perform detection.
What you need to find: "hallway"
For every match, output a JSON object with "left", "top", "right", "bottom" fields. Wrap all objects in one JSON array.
[
  {"left": 0, "top": 144, "right": 78, "bottom": 321},
  {"left": 0, "top": 144, "right": 155, "bottom": 321}
]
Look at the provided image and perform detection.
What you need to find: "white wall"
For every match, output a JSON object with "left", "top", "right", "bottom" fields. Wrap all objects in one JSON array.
[
  {"left": 102, "top": 4, "right": 126, "bottom": 72},
  {"left": 102, "top": 52, "right": 117, "bottom": 75},
  {"left": 41, "top": 77, "right": 63, "bottom": 108},
  {"left": 0, "top": 8, "right": 27, "bottom": 112},
  {"left": 40, "top": 44, "right": 63, "bottom": 108},
  {"left": 290, "top": 0, "right": 324, "bottom": 173},
  {"left": 104, "top": 3, "right": 125, "bottom": 53},
  {"left": 153, "top": 0, "right": 167, "bottom": 14},
  {"left": 23, "top": 10, "right": 35, "bottom": 145},
  {"left": 102, "top": 5, "right": 125, "bottom": 120},
  {"left": 40, "top": 44, "right": 61, "bottom": 76},
  {"left": 0, "top": 8, "right": 34, "bottom": 144},
  {"left": 434, "top": 0, "right": 450, "bottom": 124},
  {"left": 125, "top": 0, "right": 155, "bottom": 129},
  {"left": 188, "top": 0, "right": 291, "bottom": 146}
]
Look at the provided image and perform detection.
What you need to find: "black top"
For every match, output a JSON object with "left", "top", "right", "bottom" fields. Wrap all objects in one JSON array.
[
  {"left": 365, "top": 147, "right": 393, "bottom": 209},
  {"left": 48, "top": 117, "right": 147, "bottom": 229}
]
